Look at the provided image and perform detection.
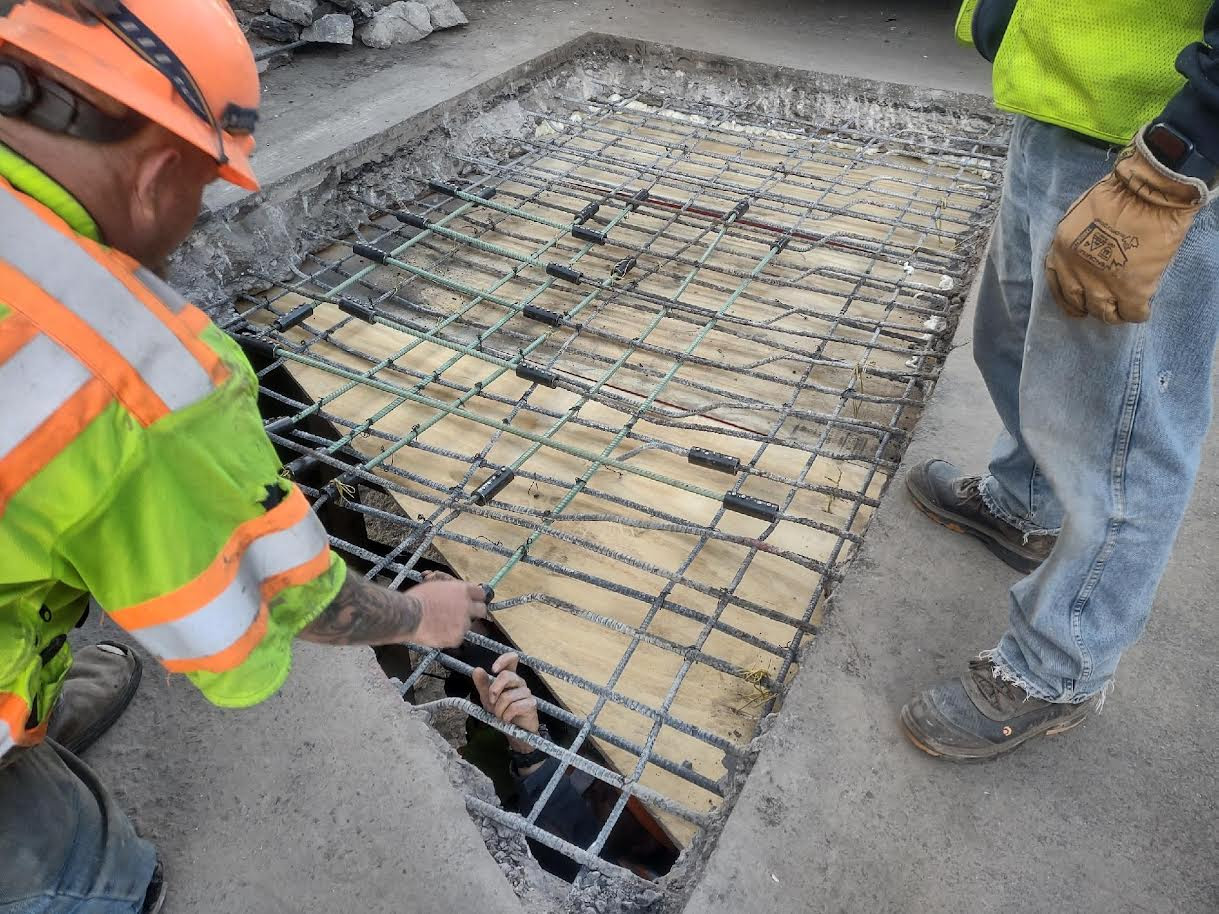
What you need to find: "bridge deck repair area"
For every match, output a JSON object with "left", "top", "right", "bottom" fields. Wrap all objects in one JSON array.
[{"left": 233, "top": 88, "right": 1003, "bottom": 874}]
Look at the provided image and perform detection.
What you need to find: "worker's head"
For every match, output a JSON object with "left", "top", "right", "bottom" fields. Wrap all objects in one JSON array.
[{"left": 0, "top": 0, "right": 260, "bottom": 270}]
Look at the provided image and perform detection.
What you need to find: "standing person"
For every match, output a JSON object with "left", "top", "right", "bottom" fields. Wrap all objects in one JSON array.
[
  {"left": 901, "top": 0, "right": 1219, "bottom": 760},
  {"left": 0, "top": 2, "right": 488, "bottom": 910}
]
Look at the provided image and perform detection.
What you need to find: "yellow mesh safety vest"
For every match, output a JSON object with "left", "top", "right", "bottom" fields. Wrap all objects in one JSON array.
[
  {"left": 957, "top": 0, "right": 1209, "bottom": 145},
  {"left": 0, "top": 150, "right": 346, "bottom": 757}
]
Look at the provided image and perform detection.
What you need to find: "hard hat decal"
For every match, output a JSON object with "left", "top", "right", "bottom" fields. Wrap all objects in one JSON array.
[{"left": 99, "top": 2, "right": 228, "bottom": 162}]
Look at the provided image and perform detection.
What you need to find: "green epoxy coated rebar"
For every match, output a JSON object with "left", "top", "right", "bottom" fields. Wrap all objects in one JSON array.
[{"left": 232, "top": 87, "right": 1008, "bottom": 882}]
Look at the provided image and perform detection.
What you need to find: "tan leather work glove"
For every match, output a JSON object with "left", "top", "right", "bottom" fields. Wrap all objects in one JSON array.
[{"left": 1045, "top": 128, "right": 1210, "bottom": 324}]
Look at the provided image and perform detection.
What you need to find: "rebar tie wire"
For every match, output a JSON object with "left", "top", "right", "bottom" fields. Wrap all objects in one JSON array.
[{"left": 230, "top": 88, "right": 1007, "bottom": 889}]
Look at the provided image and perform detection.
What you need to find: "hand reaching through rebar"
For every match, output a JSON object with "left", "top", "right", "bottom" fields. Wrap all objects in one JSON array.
[
  {"left": 300, "top": 567, "right": 487, "bottom": 648},
  {"left": 411, "top": 569, "right": 490, "bottom": 647},
  {"left": 472, "top": 652, "right": 540, "bottom": 751}
]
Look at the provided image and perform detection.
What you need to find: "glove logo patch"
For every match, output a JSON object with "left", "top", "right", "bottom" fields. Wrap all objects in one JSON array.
[{"left": 1071, "top": 220, "right": 1139, "bottom": 273}]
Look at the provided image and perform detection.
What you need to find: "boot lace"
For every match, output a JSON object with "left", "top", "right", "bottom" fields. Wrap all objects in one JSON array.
[{"left": 968, "top": 658, "right": 1025, "bottom": 708}]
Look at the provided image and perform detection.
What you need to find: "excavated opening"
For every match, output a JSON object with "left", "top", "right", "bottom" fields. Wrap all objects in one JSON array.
[{"left": 193, "top": 36, "right": 1008, "bottom": 910}]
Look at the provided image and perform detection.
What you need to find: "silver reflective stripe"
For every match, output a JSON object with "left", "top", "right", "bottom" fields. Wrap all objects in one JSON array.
[
  {"left": 127, "top": 510, "right": 329, "bottom": 663},
  {"left": 0, "top": 187, "right": 211, "bottom": 412},
  {"left": 0, "top": 334, "right": 90, "bottom": 459},
  {"left": 134, "top": 267, "right": 189, "bottom": 315},
  {"left": 0, "top": 720, "right": 15, "bottom": 757}
]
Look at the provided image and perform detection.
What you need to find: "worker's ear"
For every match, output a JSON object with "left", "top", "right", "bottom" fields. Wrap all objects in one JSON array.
[
  {"left": 125, "top": 138, "right": 213, "bottom": 271},
  {"left": 128, "top": 144, "right": 182, "bottom": 232}
]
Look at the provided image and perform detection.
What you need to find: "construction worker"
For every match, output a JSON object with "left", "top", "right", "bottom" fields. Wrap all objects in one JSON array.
[
  {"left": 0, "top": 1, "right": 487, "bottom": 909},
  {"left": 901, "top": 2, "right": 1219, "bottom": 759}
]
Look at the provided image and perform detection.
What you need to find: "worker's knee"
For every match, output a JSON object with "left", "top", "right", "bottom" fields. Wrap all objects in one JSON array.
[{"left": 0, "top": 743, "right": 157, "bottom": 912}]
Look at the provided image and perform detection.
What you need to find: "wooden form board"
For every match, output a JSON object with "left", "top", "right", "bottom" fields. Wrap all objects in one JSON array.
[{"left": 250, "top": 99, "right": 996, "bottom": 845}]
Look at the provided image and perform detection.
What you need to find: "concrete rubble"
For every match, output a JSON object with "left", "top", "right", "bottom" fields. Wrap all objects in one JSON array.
[
  {"left": 226, "top": 0, "right": 467, "bottom": 66},
  {"left": 357, "top": 0, "right": 432, "bottom": 48},
  {"left": 302, "top": 11, "right": 355, "bottom": 44},
  {"left": 249, "top": 12, "right": 300, "bottom": 42},
  {"left": 268, "top": 0, "right": 317, "bottom": 26},
  {"left": 419, "top": 0, "right": 468, "bottom": 29}
]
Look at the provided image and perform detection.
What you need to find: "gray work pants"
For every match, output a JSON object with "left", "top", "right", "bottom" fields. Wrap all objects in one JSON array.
[{"left": 0, "top": 741, "right": 155, "bottom": 913}]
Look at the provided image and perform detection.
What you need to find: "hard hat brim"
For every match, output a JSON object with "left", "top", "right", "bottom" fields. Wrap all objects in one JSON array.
[{"left": 220, "top": 151, "right": 260, "bottom": 193}]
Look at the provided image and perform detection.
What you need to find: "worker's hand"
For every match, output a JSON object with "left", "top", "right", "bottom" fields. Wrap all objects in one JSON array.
[
  {"left": 405, "top": 570, "right": 488, "bottom": 648},
  {"left": 0, "top": 0, "right": 119, "bottom": 21},
  {"left": 300, "top": 569, "right": 486, "bottom": 648},
  {"left": 472, "top": 652, "right": 540, "bottom": 752},
  {"left": 1045, "top": 128, "right": 1209, "bottom": 324}
]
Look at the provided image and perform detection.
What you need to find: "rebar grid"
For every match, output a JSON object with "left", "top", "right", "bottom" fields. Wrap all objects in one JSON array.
[{"left": 224, "top": 88, "right": 1006, "bottom": 884}]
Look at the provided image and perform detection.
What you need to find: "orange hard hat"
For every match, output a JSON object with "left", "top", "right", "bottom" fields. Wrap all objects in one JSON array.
[{"left": 0, "top": 0, "right": 261, "bottom": 191}]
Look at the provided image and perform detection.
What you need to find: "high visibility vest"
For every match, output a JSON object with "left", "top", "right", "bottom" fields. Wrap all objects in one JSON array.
[
  {"left": 0, "top": 172, "right": 346, "bottom": 757},
  {"left": 956, "top": 0, "right": 1208, "bottom": 145}
]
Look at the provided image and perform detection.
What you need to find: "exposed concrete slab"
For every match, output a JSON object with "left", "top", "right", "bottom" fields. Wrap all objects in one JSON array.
[
  {"left": 208, "top": 0, "right": 985, "bottom": 212},
  {"left": 81, "top": 636, "right": 527, "bottom": 914},
  {"left": 685, "top": 279, "right": 1219, "bottom": 912}
]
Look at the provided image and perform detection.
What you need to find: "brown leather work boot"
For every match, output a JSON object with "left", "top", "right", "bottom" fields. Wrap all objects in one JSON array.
[
  {"left": 901, "top": 657, "right": 1098, "bottom": 761},
  {"left": 47, "top": 641, "right": 142, "bottom": 756},
  {"left": 905, "top": 459, "right": 1056, "bottom": 573}
]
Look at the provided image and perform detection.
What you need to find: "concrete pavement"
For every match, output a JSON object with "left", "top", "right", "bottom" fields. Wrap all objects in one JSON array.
[
  {"left": 83, "top": 636, "right": 528, "bottom": 914},
  {"left": 684, "top": 275, "right": 1219, "bottom": 914}
]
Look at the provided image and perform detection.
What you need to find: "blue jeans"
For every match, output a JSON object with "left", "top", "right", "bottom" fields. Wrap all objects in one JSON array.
[
  {"left": 974, "top": 115, "right": 1219, "bottom": 702},
  {"left": 0, "top": 741, "right": 156, "bottom": 913}
]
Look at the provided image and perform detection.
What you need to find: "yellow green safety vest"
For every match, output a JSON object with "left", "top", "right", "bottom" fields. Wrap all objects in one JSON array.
[
  {"left": 956, "top": 0, "right": 1210, "bottom": 145},
  {"left": 0, "top": 145, "right": 346, "bottom": 756}
]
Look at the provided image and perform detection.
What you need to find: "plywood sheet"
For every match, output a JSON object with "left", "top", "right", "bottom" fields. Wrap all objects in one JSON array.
[{"left": 248, "top": 99, "right": 994, "bottom": 845}]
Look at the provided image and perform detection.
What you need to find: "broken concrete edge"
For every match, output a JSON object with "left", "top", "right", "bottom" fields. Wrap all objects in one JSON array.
[
  {"left": 76, "top": 624, "right": 531, "bottom": 914},
  {"left": 175, "top": 31, "right": 1001, "bottom": 312},
  {"left": 166, "top": 30, "right": 1010, "bottom": 910},
  {"left": 419, "top": 698, "right": 574, "bottom": 911}
]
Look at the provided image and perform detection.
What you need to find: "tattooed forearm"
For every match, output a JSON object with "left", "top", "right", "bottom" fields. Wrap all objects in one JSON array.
[{"left": 299, "top": 573, "right": 422, "bottom": 646}]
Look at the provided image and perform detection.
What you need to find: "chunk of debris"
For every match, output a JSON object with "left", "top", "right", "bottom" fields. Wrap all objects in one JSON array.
[
  {"left": 231, "top": 0, "right": 271, "bottom": 12},
  {"left": 302, "top": 12, "right": 354, "bottom": 43},
  {"left": 269, "top": 0, "right": 319, "bottom": 26},
  {"left": 249, "top": 11, "right": 301, "bottom": 41},
  {"left": 419, "top": 0, "right": 467, "bottom": 28},
  {"left": 331, "top": 0, "right": 376, "bottom": 25},
  {"left": 358, "top": 0, "right": 432, "bottom": 47}
]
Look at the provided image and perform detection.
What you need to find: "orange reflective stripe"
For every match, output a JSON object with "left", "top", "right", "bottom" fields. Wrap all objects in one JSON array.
[
  {"left": 94, "top": 248, "right": 229, "bottom": 388},
  {"left": 106, "top": 485, "right": 332, "bottom": 673},
  {"left": 160, "top": 547, "right": 333, "bottom": 675},
  {"left": 0, "top": 185, "right": 217, "bottom": 415},
  {"left": 0, "top": 376, "right": 110, "bottom": 517},
  {"left": 0, "top": 312, "right": 37, "bottom": 363},
  {"left": 109, "top": 487, "right": 314, "bottom": 630},
  {"left": 179, "top": 304, "right": 212, "bottom": 335},
  {"left": 0, "top": 692, "right": 46, "bottom": 754},
  {"left": 177, "top": 306, "right": 232, "bottom": 384},
  {"left": 162, "top": 603, "right": 270, "bottom": 675},
  {"left": 113, "top": 490, "right": 332, "bottom": 675},
  {"left": 0, "top": 261, "right": 168, "bottom": 424}
]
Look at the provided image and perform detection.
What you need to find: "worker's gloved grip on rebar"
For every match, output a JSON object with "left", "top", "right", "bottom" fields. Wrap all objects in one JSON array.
[{"left": 1045, "top": 127, "right": 1209, "bottom": 324}]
